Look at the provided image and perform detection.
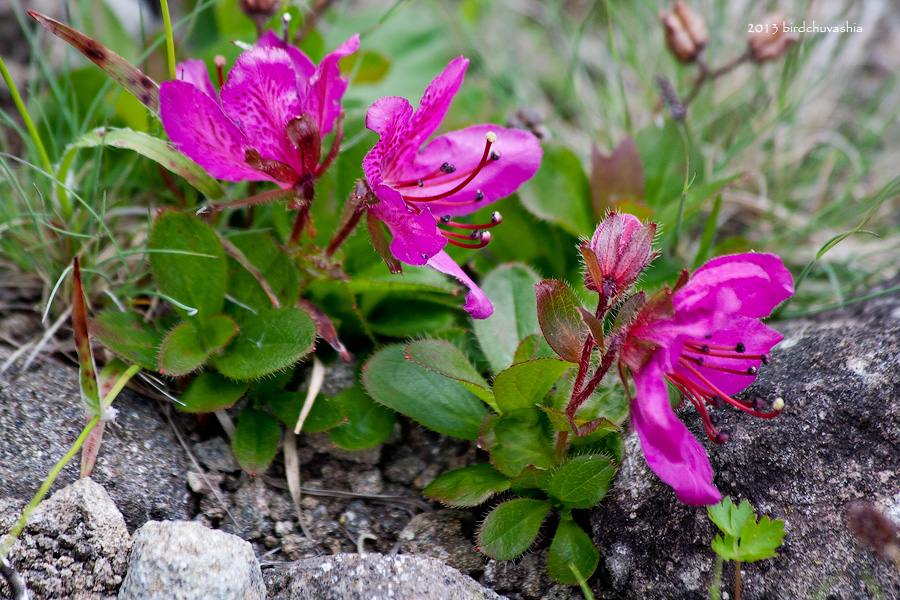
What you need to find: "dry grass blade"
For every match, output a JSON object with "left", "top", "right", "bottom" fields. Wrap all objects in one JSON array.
[
  {"left": 294, "top": 355, "right": 325, "bottom": 434},
  {"left": 28, "top": 11, "right": 160, "bottom": 113},
  {"left": 283, "top": 429, "right": 314, "bottom": 539}
]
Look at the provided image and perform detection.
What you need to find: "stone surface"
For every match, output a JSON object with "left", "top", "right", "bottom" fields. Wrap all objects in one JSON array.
[
  {"left": 0, "top": 478, "right": 131, "bottom": 600},
  {"left": 398, "top": 510, "right": 483, "bottom": 575},
  {"left": 118, "top": 520, "right": 265, "bottom": 600},
  {"left": 264, "top": 553, "right": 508, "bottom": 600},
  {"left": 0, "top": 348, "right": 191, "bottom": 531},
  {"left": 590, "top": 290, "right": 900, "bottom": 599},
  {"left": 192, "top": 437, "right": 240, "bottom": 473}
]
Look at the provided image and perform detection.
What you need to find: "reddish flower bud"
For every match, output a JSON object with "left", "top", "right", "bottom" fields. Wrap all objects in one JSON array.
[
  {"left": 660, "top": 1, "right": 708, "bottom": 63},
  {"left": 748, "top": 14, "right": 798, "bottom": 63},
  {"left": 238, "top": 0, "right": 282, "bottom": 20},
  {"left": 582, "top": 212, "right": 657, "bottom": 297}
]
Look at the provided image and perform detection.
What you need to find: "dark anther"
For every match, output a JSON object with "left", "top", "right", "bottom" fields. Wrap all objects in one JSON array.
[
  {"left": 490, "top": 151, "right": 501, "bottom": 161},
  {"left": 440, "top": 215, "right": 451, "bottom": 223},
  {"left": 475, "top": 190, "right": 484, "bottom": 201},
  {"left": 696, "top": 357, "right": 704, "bottom": 366},
  {"left": 709, "top": 413, "right": 719, "bottom": 426},
  {"left": 705, "top": 334, "right": 713, "bottom": 339},
  {"left": 747, "top": 366, "right": 758, "bottom": 375},
  {"left": 752, "top": 397, "right": 767, "bottom": 412},
  {"left": 701, "top": 344, "right": 710, "bottom": 353},
  {"left": 490, "top": 211, "right": 501, "bottom": 224},
  {"left": 717, "top": 429, "right": 731, "bottom": 443},
  {"left": 736, "top": 342, "right": 746, "bottom": 353},
  {"left": 440, "top": 162, "right": 456, "bottom": 173},
  {"left": 469, "top": 230, "right": 481, "bottom": 240},
  {"left": 761, "top": 354, "right": 769, "bottom": 365},
  {"left": 417, "top": 179, "right": 424, "bottom": 187},
  {"left": 709, "top": 396, "right": 724, "bottom": 407}
]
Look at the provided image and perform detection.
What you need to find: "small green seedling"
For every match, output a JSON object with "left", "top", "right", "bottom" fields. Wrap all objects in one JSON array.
[{"left": 708, "top": 497, "right": 786, "bottom": 600}]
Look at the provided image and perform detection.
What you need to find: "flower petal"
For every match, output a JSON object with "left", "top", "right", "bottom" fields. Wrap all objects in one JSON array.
[
  {"left": 394, "top": 124, "right": 543, "bottom": 216},
  {"left": 632, "top": 357, "right": 721, "bottom": 505},
  {"left": 675, "top": 315, "right": 783, "bottom": 396},
  {"left": 426, "top": 250, "right": 494, "bottom": 319},
  {"left": 306, "top": 34, "right": 360, "bottom": 136},
  {"left": 368, "top": 184, "right": 446, "bottom": 266},
  {"left": 676, "top": 253, "right": 794, "bottom": 319},
  {"left": 160, "top": 80, "right": 271, "bottom": 182},
  {"left": 255, "top": 29, "right": 316, "bottom": 85},
  {"left": 175, "top": 59, "right": 218, "bottom": 100},
  {"left": 364, "top": 96, "right": 414, "bottom": 187},
  {"left": 220, "top": 47, "right": 303, "bottom": 174},
  {"left": 392, "top": 57, "right": 468, "bottom": 166}
]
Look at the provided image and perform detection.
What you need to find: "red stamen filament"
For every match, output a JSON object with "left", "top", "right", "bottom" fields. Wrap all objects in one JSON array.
[
  {"left": 446, "top": 231, "right": 491, "bottom": 249},
  {"left": 678, "top": 358, "right": 780, "bottom": 418},
  {"left": 691, "top": 359, "right": 756, "bottom": 377},
  {"left": 684, "top": 343, "right": 766, "bottom": 361},
  {"left": 670, "top": 376, "right": 722, "bottom": 442},
  {"left": 440, "top": 212, "right": 502, "bottom": 231},
  {"left": 402, "top": 133, "right": 496, "bottom": 205},
  {"left": 214, "top": 56, "right": 227, "bottom": 89}
]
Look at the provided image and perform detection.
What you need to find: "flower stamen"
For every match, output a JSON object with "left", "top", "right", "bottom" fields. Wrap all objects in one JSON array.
[
  {"left": 400, "top": 132, "right": 497, "bottom": 205},
  {"left": 678, "top": 358, "right": 781, "bottom": 418},
  {"left": 214, "top": 55, "right": 227, "bottom": 89},
  {"left": 446, "top": 231, "right": 491, "bottom": 249}
]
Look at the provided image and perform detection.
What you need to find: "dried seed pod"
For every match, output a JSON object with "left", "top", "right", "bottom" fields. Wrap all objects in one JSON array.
[
  {"left": 660, "top": 1, "right": 708, "bottom": 63},
  {"left": 748, "top": 13, "right": 798, "bottom": 63}
]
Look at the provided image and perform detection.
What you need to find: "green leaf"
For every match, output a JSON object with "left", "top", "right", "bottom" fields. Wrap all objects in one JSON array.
[
  {"left": 201, "top": 314, "right": 239, "bottom": 349},
  {"left": 548, "top": 454, "right": 615, "bottom": 509},
  {"left": 736, "top": 516, "right": 786, "bottom": 562},
  {"left": 478, "top": 498, "right": 552, "bottom": 561},
  {"left": 90, "top": 310, "right": 163, "bottom": 371},
  {"left": 480, "top": 408, "right": 556, "bottom": 477},
  {"left": 472, "top": 264, "right": 542, "bottom": 374},
  {"left": 547, "top": 518, "right": 600, "bottom": 584},
  {"left": 708, "top": 497, "right": 754, "bottom": 538},
  {"left": 423, "top": 463, "right": 512, "bottom": 508},
  {"left": 328, "top": 385, "right": 396, "bottom": 450},
  {"left": 71, "top": 259, "right": 99, "bottom": 415},
  {"left": 232, "top": 406, "right": 281, "bottom": 475},
  {"left": 518, "top": 142, "right": 593, "bottom": 237},
  {"left": 64, "top": 127, "right": 224, "bottom": 198},
  {"left": 405, "top": 339, "right": 495, "bottom": 408},
  {"left": 158, "top": 323, "right": 211, "bottom": 376},
  {"left": 708, "top": 498, "right": 785, "bottom": 563},
  {"left": 534, "top": 279, "right": 589, "bottom": 363},
  {"left": 509, "top": 465, "right": 553, "bottom": 495},
  {"left": 264, "top": 392, "right": 345, "bottom": 433},
  {"left": 149, "top": 212, "right": 226, "bottom": 322},
  {"left": 513, "top": 334, "right": 540, "bottom": 363},
  {"left": 225, "top": 231, "right": 300, "bottom": 317},
  {"left": 215, "top": 308, "right": 316, "bottom": 380},
  {"left": 179, "top": 372, "right": 247, "bottom": 413},
  {"left": 362, "top": 345, "right": 489, "bottom": 440},
  {"left": 492, "top": 358, "right": 572, "bottom": 414}
]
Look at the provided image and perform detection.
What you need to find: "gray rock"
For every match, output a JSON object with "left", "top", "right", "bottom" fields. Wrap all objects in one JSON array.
[
  {"left": 590, "top": 290, "right": 900, "bottom": 599},
  {"left": 398, "top": 511, "right": 483, "bottom": 575},
  {"left": 118, "top": 520, "right": 265, "bottom": 600},
  {"left": 0, "top": 478, "right": 131, "bottom": 600},
  {"left": 264, "top": 553, "right": 508, "bottom": 600},
  {"left": 0, "top": 349, "right": 190, "bottom": 531},
  {"left": 191, "top": 437, "right": 240, "bottom": 473}
]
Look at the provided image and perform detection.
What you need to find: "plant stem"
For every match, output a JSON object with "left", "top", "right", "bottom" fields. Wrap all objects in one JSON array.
[
  {"left": 159, "top": 0, "right": 177, "bottom": 80},
  {"left": 734, "top": 560, "right": 742, "bottom": 600},
  {"left": 0, "top": 415, "right": 100, "bottom": 560},
  {"left": 0, "top": 54, "right": 52, "bottom": 173}
]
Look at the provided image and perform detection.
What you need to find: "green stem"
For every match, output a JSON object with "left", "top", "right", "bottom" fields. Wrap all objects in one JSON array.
[
  {"left": 0, "top": 415, "right": 100, "bottom": 560},
  {"left": 160, "top": 0, "right": 177, "bottom": 80},
  {"left": 0, "top": 54, "right": 52, "bottom": 173}
]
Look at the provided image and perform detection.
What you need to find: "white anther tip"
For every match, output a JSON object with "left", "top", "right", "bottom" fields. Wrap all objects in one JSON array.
[
  {"left": 486, "top": 131, "right": 497, "bottom": 143},
  {"left": 283, "top": 13, "right": 292, "bottom": 22},
  {"left": 772, "top": 397, "right": 785, "bottom": 411}
]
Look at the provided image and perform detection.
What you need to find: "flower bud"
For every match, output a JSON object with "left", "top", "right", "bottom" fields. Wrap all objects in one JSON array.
[
  {"left": 660, "top": 1, "right": 708, "bottom": 63},
  {"left": 748, "top": 14, "right": 798, "bottom": 63},
  {"left": 238, "top": 0, "right": 282, "bottom": 23},
  {"left": 582, "top": 212, "right": 657, "bottom": 297}
]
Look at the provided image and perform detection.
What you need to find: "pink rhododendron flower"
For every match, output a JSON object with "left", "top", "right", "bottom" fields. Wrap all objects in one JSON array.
[
  {"left": 362, "top": 57, "right": 543, "bottom": 319},
  {"left": 619, "top": 253, "right": 794, "bottom": 505},
  {"left": 159, "top": 31, "right": 359, "bottom": 200}
]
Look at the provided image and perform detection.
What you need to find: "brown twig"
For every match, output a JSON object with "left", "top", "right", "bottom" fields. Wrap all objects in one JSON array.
[{"left": 295, "top": 0, "right": 339, "bottom": 44}]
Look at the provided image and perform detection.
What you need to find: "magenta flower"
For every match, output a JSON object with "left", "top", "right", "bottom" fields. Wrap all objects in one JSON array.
[
  {"left": 619, "top": 253, "right": 794, "bottom": 505},
  {"left": 159, "top": 31, "right": 359, "bottom": 199},
  {"left": 362, "top": 57, "right": 543, "bottom": 319}
]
